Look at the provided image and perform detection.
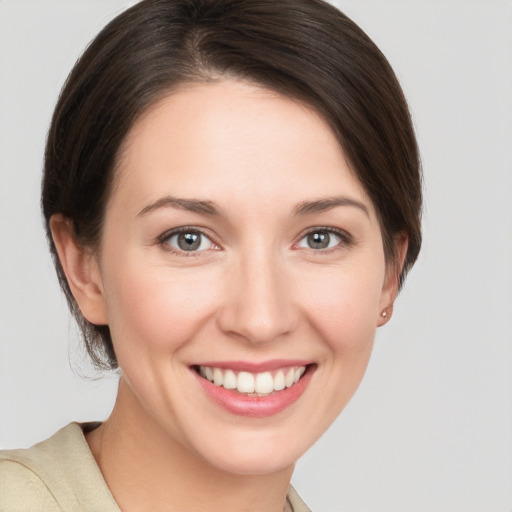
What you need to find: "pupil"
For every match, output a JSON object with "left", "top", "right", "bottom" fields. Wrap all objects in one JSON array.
[
  {"left": 308, "top": 231, "right": 329, "bottom": 249},
  {"left": 178, "top": 232, "right": 201, "bottom": 251}
]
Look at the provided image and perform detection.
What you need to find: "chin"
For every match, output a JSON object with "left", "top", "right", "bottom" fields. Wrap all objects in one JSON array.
[
  {"left": 201, "top": 444, "right": 299, "bottom": 476},
  {"left": 181, "top": 421, "right": 317, "bottom": 476}
]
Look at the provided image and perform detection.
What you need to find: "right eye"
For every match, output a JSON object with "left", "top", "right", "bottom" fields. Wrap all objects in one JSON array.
[{"left": 161, "top": 229, "right": 216, "bottom": 254}]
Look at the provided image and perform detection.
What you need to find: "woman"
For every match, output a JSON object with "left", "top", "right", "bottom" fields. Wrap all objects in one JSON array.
[{"left": 0, "top": 0, "right": 421, "bottom": 510}]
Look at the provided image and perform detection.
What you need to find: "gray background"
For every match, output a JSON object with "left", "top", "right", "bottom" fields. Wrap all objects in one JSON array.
[{"left": 1, "top": 1, "right": 511, "bottom": 511}]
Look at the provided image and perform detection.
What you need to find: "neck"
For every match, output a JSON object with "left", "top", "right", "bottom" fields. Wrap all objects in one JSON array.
[{"left": 86, "top": 378, "right": 294, "bottom": 512}]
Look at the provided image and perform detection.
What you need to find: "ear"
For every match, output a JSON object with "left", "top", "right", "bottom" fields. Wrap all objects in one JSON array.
[
  {"left": 50, "top": 214, "right": 108, "bottom": 325},
  {"left": 377, "top": 233, "right": 408, "bottom": 327}
]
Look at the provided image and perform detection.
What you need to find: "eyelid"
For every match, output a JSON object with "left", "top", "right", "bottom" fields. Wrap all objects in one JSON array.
[
  {"left": 294, "top": 226, "right": 354, "bottom": 250},
  {"left": 156, "top": 225, "right": 354, "bottom": 256},
  {"left": 157, "top": 226, "right": 220, "bottom": 255}
]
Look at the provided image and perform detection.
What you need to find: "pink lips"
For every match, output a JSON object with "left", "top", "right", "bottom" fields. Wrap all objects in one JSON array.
[{"left": 193, "top": 361, "right": 315, "bottom": 418}]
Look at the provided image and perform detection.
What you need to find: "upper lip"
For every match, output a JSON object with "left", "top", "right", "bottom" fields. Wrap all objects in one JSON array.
[{"left": 192, "top": 359, "right": 313, "bottom": 373}]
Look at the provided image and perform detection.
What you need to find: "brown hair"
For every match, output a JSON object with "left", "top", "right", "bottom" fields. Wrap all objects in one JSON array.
[{"left": 42, "top": 0, "right": 422, "bottom": 370}]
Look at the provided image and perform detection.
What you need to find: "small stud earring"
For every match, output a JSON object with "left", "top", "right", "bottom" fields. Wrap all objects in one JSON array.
[{"left": 381, "top": 310, "right": 388, "bottom": 318}]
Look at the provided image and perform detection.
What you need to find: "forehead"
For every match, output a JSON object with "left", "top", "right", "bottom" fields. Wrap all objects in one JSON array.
[{"left": 113, "top": 79, "right": 373, "bottom": 216}]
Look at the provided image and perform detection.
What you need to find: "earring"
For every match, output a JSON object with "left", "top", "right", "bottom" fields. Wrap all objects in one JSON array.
[{"left": 381, "top": 309, "right": 388, "bottom": 318}]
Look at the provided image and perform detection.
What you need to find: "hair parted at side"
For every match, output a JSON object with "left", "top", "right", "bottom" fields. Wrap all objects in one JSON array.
[{"left": 42, "top": 0, "right": 422, "bottom": 371}]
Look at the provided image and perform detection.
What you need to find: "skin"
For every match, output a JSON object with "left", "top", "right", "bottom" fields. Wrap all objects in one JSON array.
[{"left": 51, "top": 79, "right": 405, "bottom": 512}]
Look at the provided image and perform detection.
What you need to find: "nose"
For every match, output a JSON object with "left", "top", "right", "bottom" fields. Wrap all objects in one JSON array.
[{"left": 216, "top": 249, "right": 299, "bottom": 345}]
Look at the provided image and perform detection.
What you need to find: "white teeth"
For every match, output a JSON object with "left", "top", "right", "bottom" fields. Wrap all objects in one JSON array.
[
  {"left": 237, "top": 372, "right": 255, "bottom": 393},
  {"left": 255, "top": 372, "right": 274, "bottom": 394},
  {"left": 223, "top": 369, "right": 237, "bottom": 390},
  {"left": 274, "top": 370, "right": 285, "bottom": 391},
  {"left": 285, "top": 368, "right": 295, "bottom": 388},
  {"left": 293, "top": 366, "right": 305, "bottom": 383},
  {"left": 213, "top": 368, "right": 223, "bottom": 386},
  {"left": 198, "top": 365, "right": 308, "bottom": 394}
]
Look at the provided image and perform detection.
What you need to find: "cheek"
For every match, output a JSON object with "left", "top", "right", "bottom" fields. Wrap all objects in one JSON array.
[
  {"left": 297, "top": 261, "right": 385, "bottom": 353},
  {"left": 102, "top": 260, "right": 221, "bottom": 356}
]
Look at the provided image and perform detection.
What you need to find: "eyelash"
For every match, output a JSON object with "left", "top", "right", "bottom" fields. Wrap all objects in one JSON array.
[
  {"left": 294, "top": 227, "right": 354, "bottom": 254},
  {"left": 158, "top": 226, "right": 219, "bottom": 257},
  {"left": 157, "top": 226, "right": 353, "bottom": 256}
]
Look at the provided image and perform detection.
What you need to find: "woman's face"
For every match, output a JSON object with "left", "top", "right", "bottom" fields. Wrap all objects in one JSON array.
[{"left": 92, "top": 80, "right": 396, "bottom": 474}]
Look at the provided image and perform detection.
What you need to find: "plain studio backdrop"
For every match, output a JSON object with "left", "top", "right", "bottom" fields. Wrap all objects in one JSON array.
[{"left": 0, "top": 1, "right": 511, "bottom": 511}]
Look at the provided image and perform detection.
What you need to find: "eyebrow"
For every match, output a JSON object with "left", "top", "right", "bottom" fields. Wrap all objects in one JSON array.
[
  {"left": 138, "top": 197, "right": 222, "bottom": 217},
  {"left": 293, "top": 196, "right": 370, "bottom": 217},
  {"left": 137, "top": 195, "right": 369, "bottom": 218}
]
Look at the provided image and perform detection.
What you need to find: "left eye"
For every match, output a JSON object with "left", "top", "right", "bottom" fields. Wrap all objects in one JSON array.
[
  {"left": 163, "top": 230, "right": 214, "bottom": 252},
  {"left": 297, "top": 230, "right": 343, "bottom": 250}
]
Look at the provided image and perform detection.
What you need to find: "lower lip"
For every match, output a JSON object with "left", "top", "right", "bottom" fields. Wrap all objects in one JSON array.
[{"left": 194, "top": 366, "right": 315, "bottom": 418}]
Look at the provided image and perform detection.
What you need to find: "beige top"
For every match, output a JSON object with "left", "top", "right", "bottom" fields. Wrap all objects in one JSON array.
[{"left": 0, "top": 423, "right": 311, "bottom": 512}]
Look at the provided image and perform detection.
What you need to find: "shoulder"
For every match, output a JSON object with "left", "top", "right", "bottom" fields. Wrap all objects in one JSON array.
[
  {"left": 288, "top": 485, "right": 313, "bottom": 512},
  {"left": 0, "top": 452, "right": 60, "bottom": 511},
  {"left": 0, "top": 422, "right": 119, "bottom": 512}
]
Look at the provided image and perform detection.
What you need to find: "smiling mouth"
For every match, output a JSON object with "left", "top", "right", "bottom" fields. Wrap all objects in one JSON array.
[{"left": 193, "top": 365, "right": 312, "bottom": 397}]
